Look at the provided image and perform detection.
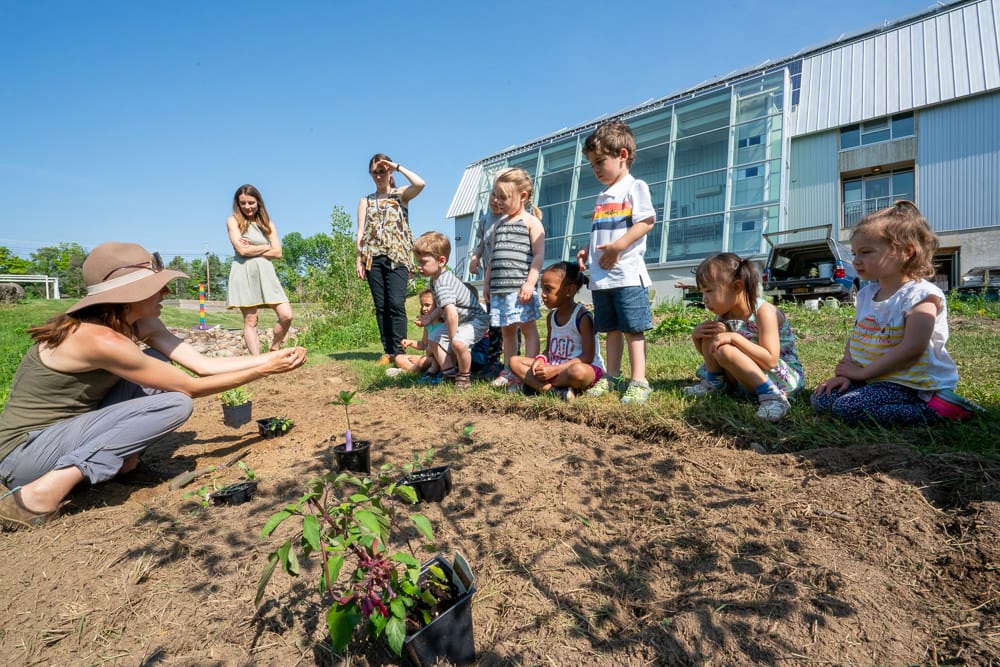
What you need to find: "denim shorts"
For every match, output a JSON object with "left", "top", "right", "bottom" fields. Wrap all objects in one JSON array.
[
  {"left": 592, "top": 286, "right": 653, "bottom": 333},
  {"left": 489, "top": 291, "right": 542, "bottom": 328}
]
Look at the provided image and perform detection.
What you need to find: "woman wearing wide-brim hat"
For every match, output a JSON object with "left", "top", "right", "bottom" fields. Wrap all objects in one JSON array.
[{"left": 0, "top": 242, "right": 307, "bottom": 530}]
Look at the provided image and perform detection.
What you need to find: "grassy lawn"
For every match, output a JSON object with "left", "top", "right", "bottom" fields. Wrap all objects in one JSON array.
[{"left": 2, "top": 295, "right": 998, "bottom": 457}]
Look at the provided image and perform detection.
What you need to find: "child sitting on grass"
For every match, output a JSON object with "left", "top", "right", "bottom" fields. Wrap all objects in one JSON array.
[
  {"left": 389, "top": 288, "right": 442, "bottom": 377},
  {"left": 681, "top": 252, "right": 805, "bottom": 422},
  {"left": 508, "top": 262, "right": 604, "bottom": 400},
  {"left": 812, "top": 201, "right": 981, "bottom": 425}
]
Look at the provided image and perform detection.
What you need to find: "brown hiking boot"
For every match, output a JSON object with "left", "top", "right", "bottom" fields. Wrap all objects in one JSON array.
[{"left": 0, "top": 487, "right": 60, "bottom": 531}]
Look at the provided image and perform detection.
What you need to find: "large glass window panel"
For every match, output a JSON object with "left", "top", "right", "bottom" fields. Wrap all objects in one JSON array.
[
  {"left": 507, "top": 150, "right": 539, "bottom": 178},
  {"left": 670, "top": 171, "right": 726, "bottom": 219},
  {"left": 537, "top": 168, "right": 573, "bottom": 207},
  {"left": 733, "top": 116, "right": 783, "bottom": 167},
  {"left": 568, "top": 233, "right": 590, "bottom": 262},
  {"left": 673, "top": 127, "right": 728, "bottom": 176},
  {"left": 840, "top": 125, "right": 860, "bottom": 149},
  {"left": 539, "top": 202, "right": 569, "bottom": 239},
  {"left": 891, "top": 112, "right": 914, "bottom": 138},
  {"left": 861, "top": 118, "right": 890, "bottom": 145},
  {"left": 730, "top": 158, "right": 782, "bottom": 206},
  {"left": 576, "top": 168, "right": 604, "bottom": 200},
  {"left": 666, "top": 214, "right": 724, "bottom": 261},
  {"left": 728, "top": 205, "right": 777, "bottom": 256},
  {"left": 632, "top": 144, "right": 669, "bottom": 186},
  {"left": 734, "top": 71, "right": 785, "bottom": 123},
  {"left": 540, "top": 140, "right": 577, "bottom": 175},
  {"left": 675, "top": 90, "right": 731, "bottom": 139},
  {"left": 630, "top": 108, "right": 672, "bottom": 149},
  {"left": 644, "top": 182, "right": 667, "bottom": 264},
  {"left": 646, "top": 222, "right": 666, "bottom": 264},
  {"left": 892, "top": 170, "right": 914, "bottom": 200},
  {"left": 733, "top": 119, "right": 767, "bottom": 165},
  {"left": 732, "top": 163, "right": 765, "bottom": 207},
  {"left": 544, "top": 236, "right": 566, "bottom": 262}
]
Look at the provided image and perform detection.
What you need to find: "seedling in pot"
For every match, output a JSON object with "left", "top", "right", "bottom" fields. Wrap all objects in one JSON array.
[
  {"left": 328, "top": 390, "right": 364, "bottom": 451},
  {"left": 220, "top": 386, "right": 253, "bottom": 406},
  {"left": 256, "top": 469, "right": 450, "bottom": 657}
]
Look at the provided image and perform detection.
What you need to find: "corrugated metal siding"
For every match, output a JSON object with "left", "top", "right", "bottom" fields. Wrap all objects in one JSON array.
[
  {"left": 787, "top": 131, "right": 841, "bottom": 231},
  {"left": 918, "top": 91, "right": 1000, "bottom": 232},
  {"left": 794, "top": 0, "right": 1000, "bottom": 136},
  {"left": 445, "top": 165, "right": 482, "bottom": 218}
]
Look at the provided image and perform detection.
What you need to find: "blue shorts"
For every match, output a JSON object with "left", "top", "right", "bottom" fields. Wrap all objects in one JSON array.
[
  {"left": 489, "top": 291, "right": 542, "bottom": 328},
  {"left": 592, "top": 286, "right": 652, "bottom": 334}
]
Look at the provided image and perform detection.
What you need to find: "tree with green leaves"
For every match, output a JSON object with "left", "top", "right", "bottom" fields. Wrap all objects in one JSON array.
[
  {"left": 29, "top": 243, "right": 87, "bottom": 297},
  {"left": 0, "top": 247, "right": 32, "bottom": 275}
]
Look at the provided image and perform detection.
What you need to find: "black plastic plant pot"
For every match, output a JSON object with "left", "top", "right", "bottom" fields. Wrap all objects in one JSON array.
[
  {"left": 222, "top": 401, "right": 252, "bottom": 428},
  {"left": 333, "top": 440, "right": 371, "bottom": 474},
  {"left": 400, "top": 465, "right": 453, "bottom": 503},
  {"left": 257, "top": 418, "right": 293, "bottom": 439},
  {"left": 209, "top": 481, "right": 258, "bottom": 506},
  {"left": 403, "top": 555, "right": 476, "bottom": 667}
]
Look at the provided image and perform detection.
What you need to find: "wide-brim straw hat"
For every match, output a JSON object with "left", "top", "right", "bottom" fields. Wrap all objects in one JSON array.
[{"left": 66, "top": 242, "right": 187, "bottom": 314}]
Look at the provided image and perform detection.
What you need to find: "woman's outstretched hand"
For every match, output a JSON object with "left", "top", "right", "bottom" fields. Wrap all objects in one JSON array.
[{"left": 264, "top": 346, "right": 307, "bottom": 375}]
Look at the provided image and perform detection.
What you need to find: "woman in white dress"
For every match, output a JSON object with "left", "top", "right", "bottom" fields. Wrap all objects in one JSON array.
[{"left": 226, "top": 184, "right": 293, "bottom": 355}]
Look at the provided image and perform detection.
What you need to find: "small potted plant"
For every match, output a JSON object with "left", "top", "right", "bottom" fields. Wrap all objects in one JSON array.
[
  {"left": 220, "top": 386, "right": 253, "bottom": 428},
  {"left": 328, "top": 390, "right": 371, "bottom": 474},
  {"left": 257, "top": 470, "right": 476, "bottom": 665},
  {"left": 209, "top": 461, "right": 259, "bottom": 506},
  {"left": 399, "top": 448, "right": 453, "bottom": 504},
  {"left": 257, "top": 416, "right": 294, "bottom": 439}
]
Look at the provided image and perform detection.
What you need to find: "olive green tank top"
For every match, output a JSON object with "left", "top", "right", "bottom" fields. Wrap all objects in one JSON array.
[{"left": 0, "top": 345, "right": 120, "bottom": 461}]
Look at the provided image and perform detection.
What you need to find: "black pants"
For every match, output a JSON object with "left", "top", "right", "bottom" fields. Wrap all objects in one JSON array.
[{"left": 366, "top": 254, "right": 409, "bottom": 356}]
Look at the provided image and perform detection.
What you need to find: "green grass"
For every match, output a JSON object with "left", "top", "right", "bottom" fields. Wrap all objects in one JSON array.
[{"left": 3, "top": 295, "right": 998, "bottom": 458}]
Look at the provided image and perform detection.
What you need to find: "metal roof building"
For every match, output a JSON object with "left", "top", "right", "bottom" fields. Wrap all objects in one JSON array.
[{"left": 447, "top": 0, "right": 1000, "bottom": 299}]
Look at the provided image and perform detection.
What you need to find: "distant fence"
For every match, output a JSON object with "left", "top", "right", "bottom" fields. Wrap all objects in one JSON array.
[{"left": 0, "top": 274, "right": 61, "bottom": 299}]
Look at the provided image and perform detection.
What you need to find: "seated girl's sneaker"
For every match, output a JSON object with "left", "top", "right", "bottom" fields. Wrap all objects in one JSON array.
[
  {"left": 585, "top": 374, "right": 623, "bottom": 397},
  {"left": 927, "top": 389, "right": 985, "bottom": 420},
  {"left": 756, "top": 393, "right": 791, "bottom": 422},
  {"left": 491, "top": 369, "right": 516, "bottom": 388},
  {"left": 682, "top": 379, "right": 725, "bottom": 398}
]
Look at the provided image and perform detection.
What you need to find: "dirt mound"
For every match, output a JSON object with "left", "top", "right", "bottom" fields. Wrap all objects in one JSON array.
[{"left": 1, "top": 362, "right": 997, "bottom": 666}]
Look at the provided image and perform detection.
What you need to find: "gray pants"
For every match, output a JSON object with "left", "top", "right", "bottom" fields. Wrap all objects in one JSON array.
[{"left": 0, "top": 357, "right": 193, "bottom": 488}]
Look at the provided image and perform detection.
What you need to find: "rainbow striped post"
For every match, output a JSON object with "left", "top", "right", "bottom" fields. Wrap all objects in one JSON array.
[{"left": 193, "top": 282, "right": 211, "bottom": 330}]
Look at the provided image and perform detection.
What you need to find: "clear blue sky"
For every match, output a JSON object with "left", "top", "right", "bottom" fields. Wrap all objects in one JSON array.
[{"left": 1, "top": 0, "right": 937, "bottom": 262}]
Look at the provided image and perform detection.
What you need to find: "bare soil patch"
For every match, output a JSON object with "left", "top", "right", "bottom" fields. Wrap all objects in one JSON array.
[{"left": 1, "top": 362, "right": 997, "bottom": 666}]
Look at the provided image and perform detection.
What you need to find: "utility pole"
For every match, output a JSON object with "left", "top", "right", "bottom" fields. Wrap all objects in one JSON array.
[{"left": 205, "top": 246, "right": 210, "bottom": 300}]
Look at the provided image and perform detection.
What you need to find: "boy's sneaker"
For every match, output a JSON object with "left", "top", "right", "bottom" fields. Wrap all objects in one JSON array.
[
  {"left": 552, "top": 386, "right": 575, "bottom": 401},
  {"left": 756, "top": 393, "right": 791, "bottom": 422},
  {"left": 620, "top": 381, "right": 652, "bottom": 405},
  {"left": 682, "top": 380, "right": 725, "bottom": 398},
  {"left": 491, "top": 369, "right": 516, "bottom": 388},
  {"left": 585, "top": 374, "right": 623, "bottom": 397}
]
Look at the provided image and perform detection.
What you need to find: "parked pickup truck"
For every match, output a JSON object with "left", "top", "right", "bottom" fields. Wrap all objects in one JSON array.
[
  {"left": 955, "top": 265, "right": 1000, "bottom": 301},
  {"left": 761, "top": 225, "right": 861, "bottom": 305}
]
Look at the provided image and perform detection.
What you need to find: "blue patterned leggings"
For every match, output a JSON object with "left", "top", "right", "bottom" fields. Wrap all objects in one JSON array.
[{"left": 810, "top": 381, "right": 938, "bottom": 426}]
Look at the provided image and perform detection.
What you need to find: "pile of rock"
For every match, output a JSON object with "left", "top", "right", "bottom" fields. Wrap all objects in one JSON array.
[{"left": 167, "top": 326, "right": 299, "bottom": 357}]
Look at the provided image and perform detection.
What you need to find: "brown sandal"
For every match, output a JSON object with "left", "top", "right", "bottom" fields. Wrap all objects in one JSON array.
[
  {"left": 454, "top": 372, "right": 471, "bottom": 392},
  {"left": 0, "top": 487, "right": 59, "bottom": 531}
]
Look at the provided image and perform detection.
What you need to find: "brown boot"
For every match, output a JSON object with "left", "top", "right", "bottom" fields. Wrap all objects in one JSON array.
[{"left": 0, "top": 487, "right": 60, "bottom": 531}]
